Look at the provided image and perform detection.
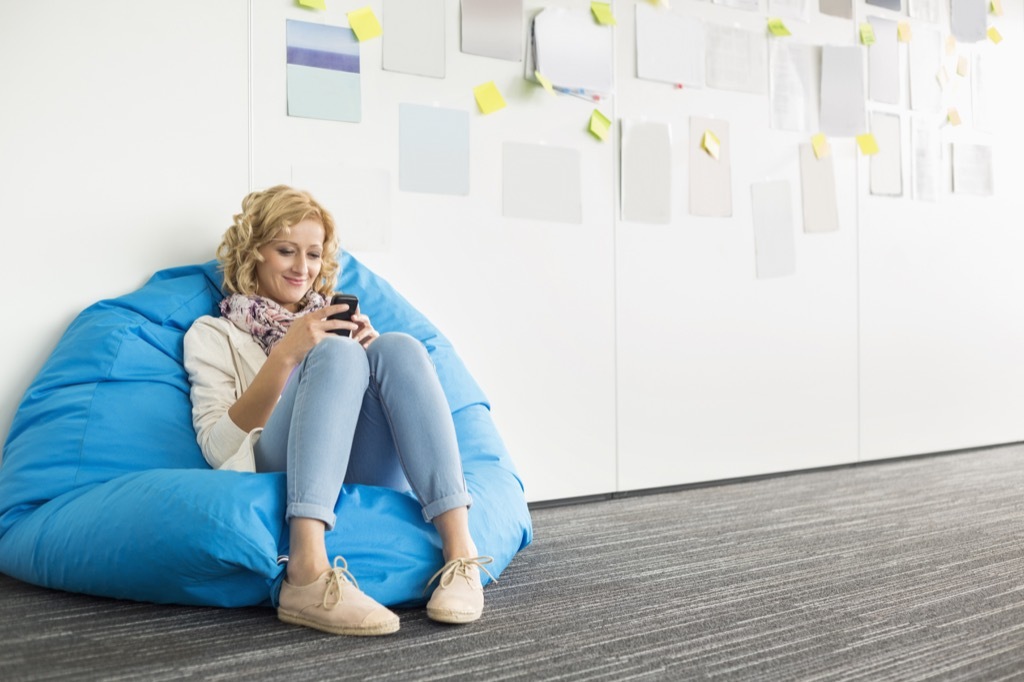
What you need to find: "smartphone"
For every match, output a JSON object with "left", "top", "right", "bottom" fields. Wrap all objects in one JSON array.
[{"left": 327, "top": 293, "right": 359, "bottom": 337}]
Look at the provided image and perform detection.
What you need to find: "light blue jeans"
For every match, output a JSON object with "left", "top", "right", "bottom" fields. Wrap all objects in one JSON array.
[{"left": 253, "top": 332, "right": 472, "bottom": 529}]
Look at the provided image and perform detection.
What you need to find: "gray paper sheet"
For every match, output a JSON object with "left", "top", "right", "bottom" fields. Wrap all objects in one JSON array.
[
  {"left": 866, "top": 0, "right": 901, "bottom": 10},
  {"left": 819, "top": 0, "right": 853, "bottom": 19},
  {"left": 798, "top": 145, "right": 839, "bottom": 233},
  {"left": 462, "top": 0, "right": 523, "bottom": 61},
  {"left": 820, "top": 46, "right": 866, "bottom": 136},
  {"left": 951, "top": 0, "right": 987, "bottom": 43},
  {"left": 869, "top": 112, "right": 903, "bottom": 197},
  {"left": 398, "top": 104, "right": 470, "bottom": 195},
  {"left": 621, "top": 121, "right": 673, "bottom": 224},
  {"left": 868, "top": 16, "right": 899, "bottom": 104},
  {"left": 383, "top": 0, "right": 445, "bottom": 78},
  {"left": 688, "top": 117, "right": 732, "bottom": 217}
]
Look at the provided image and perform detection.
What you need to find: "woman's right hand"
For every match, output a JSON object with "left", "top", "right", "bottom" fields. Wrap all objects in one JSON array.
[{"left": 269, "top": 303, "right": 357, "bottom": 366}]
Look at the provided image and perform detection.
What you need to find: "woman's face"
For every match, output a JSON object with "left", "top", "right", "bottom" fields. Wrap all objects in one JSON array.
[{"left": 254, "top": 218, "right": 326, "bottom": 312}]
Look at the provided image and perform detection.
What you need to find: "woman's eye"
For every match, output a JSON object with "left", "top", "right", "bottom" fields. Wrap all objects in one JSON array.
[
  {"left": 309, "top": 253, "right": 322, "bottom": 260},
  {"left": 277, "top": 249, "right": 295, "bottom": 256}
]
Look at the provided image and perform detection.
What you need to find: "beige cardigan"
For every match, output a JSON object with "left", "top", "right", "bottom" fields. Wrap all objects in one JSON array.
[{"left": 183, "top": 316, "right": 270, "bottom": 472}]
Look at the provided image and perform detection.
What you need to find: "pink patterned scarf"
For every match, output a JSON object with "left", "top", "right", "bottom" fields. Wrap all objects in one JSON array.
[{"left": 219, "top": 292, "right": 327, "bottom": 355}]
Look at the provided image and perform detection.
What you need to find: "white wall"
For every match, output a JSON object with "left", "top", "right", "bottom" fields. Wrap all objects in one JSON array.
[{"left": 2, "top": 0, "right": 1022, "bottom": 502}]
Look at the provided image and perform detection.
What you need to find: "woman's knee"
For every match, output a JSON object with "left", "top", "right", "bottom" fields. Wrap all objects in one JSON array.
[
  {"left": 366, "top": 332, "right": 429, "bottom": 366},
  {"left": 303, "top": 336, "right": 370, "bottom": 383}
]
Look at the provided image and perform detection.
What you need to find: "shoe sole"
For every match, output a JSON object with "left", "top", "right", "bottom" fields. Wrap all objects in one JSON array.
[
  {"left": 426, "top": 606, "right": 482, "bottom": 624},
  {"left": 278, "top": 610, "right": 400, "bottom": 636}
]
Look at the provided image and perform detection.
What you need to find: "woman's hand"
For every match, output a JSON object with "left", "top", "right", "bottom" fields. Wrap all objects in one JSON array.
[
  {"left": 269, "top": 302, "right": 355, "bottom": 366},
  {"left": 351, "top": 308, "right": 380, "bottom": 348}
]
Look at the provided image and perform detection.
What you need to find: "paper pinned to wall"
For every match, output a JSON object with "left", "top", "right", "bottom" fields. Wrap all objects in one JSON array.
[
  {"left": 868, "top": 16, "right": 900, "bottom": 104},
  {"left": 909, "top": 26, "right": 942, "bottom": 112},
  {"left": 532, "top": 7, "right": 614, "bottom": 96},
  {"left": 866, "top": 0, "right": 901, "bottom": 10},
  {"left": 819, "top": 46, "right": 866, "bottom": 136},
  {"left": 286, "top": 20, "right": 361, "bottom": 124},
  {"left": 910, "top": 116, "right": 941, "bottom": 202},
  {"left": 819, "top": 0, "right": 853, "bottom": 19},
  {"left": 705, "top": 24, "right": 768, "bottom": 95},
  {"left": 869, "top": 111, "right": 903, "bottom": 197},
  {"left": 769, "top": 0, "right": 811, "bottom": 22},
  {"left": 952, "top": 143, "right": 994, "bottom": 196},
  {"left": 798, "top": 144, "right": 839, "bottom": 233},
  {"left": 769, "top": 41, "right": 821, "bottom": 132},
  {"left": 635, "top": 3, "right": 705, "bottom": 88},
  {"left": 951, "top": 0, "right": 987, "bottom": 42},
  {"left": 713, "top": 0, "right": 759, "bottom": 11},
  {"left": 462, "top": 0, "right": 523, "bottom": 61},
  {"left": 502, "top": 142, "right": 582, "bottom": 223},
  {"left": 398, "top": 103, "right": 470, "bottom": 195},
  {"left": 383, "top": 0, "right": 445, "bottom": 78},
  {"left": 908, "top": 0, "right": 940, "bottom": 23},
  {"left": 751, "top": 180, "right": 796, "bottom": 279},
  {"left": 621, "top": 120, "right": 673, "bottom": 224},
  {"left": 688, "top": 117, "right": 732, "bottom": 217},
  {"left": 291, "top": 164, "right": 391, "bottom": 251}
]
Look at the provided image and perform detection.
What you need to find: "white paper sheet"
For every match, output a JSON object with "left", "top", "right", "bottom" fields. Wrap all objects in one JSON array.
[
  {"left": 819, "top": 0, "right": 852, "bottom": 19},
  {"left": 398, "top": 103, "right": 470, "bottom": 196},
  {"left": 291, "top": 164, "right": 391, "bottom": 251},
  {"left": 973, "top": 53, "right": 991, "bottom": 132},
  {"left": 911, "top": 116, "right": 941, "bottom": 202},
  {"left": 621, "top": 121, "right": 673, "bottom": 224},
  {"left": 688, "top": 117, "right": 732, "bottom": 217},
  {"left": 705, "top": 25, "right": 767, "bottom": 95},
  {"left": 819, "top": 46, "right": 866, "bottom": 136},
  {"left": 952, "top": 143, "right": 994, "bottom": 196},
  {"left": 461, "top": 0, "right": 523, "bottom": 61},
  {"left": 383, "top": 0, "right": 445, "bottom": 78},
  {"left": 869, "top": 112, "right": 903, "bottom": 197},
  {"left": 769, "top": 42, "right": 821, "bottom": 132},
  {"left": 769, "top": 0, "right": 811, "bottom": 21},
  {"left": 908, "top": 0, "right": 940, "bottom": 23},
  {"left": 635, "top": 4, "right": 705, "bottom": 88},
  {"left": 502, "top": 142, "right": 582, "bottom": 223},
  {"left": 798, "top": 144, "right": 839, "bottom": 233},
  {"left": 951, "top": 0, "right": 987, "bottom": 43},
  {"left": 751, "top": 180, "right": 796, "bottom": 279},
  {"left": 868, "top": 16, "right": 899, "bottom": 105},
  {"left": 532, "top": 7, "right": 614, "bottom": 95},
  {"left": 714, "top": 0, "right": 760, "bottom": 10},
  {"left": 909, "top": 26, "right": 942, "bottom": 112}
]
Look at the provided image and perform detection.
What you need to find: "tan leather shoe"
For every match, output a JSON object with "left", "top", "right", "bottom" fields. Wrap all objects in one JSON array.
[
  {"left": 278, "top": 557, "right": 399, "bottom": 636},
  {"left": 425, "top": 556, "right": 495, "bottom": 624}
]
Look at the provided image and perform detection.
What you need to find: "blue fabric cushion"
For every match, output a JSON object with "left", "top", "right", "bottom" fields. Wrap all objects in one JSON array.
[{"left": 0, "top": 256, "right": 532, "bottom": 607}]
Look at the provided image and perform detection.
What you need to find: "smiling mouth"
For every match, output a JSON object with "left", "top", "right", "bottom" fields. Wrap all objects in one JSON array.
[{"left": 284, "top": 278, "right": 306, "bottom": 287}]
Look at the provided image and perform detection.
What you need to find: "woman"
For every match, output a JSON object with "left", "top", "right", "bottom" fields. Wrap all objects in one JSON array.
[{"left": 183, "top": 185, "right": 491, "bottom": 636}]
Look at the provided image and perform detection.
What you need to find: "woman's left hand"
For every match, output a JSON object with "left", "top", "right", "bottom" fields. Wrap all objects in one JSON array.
[{"left": 350, "top": 309, "right": 380, "bottom": 348}]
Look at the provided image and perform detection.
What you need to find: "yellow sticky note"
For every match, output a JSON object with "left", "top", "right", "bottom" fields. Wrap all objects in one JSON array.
[
  {"left": 767, "top": 18, "right": 791, "bottom": 37},
  {"left": 945, "top": 35, "right": 957, "bottom": 55},
  {"left": 860, "top": 23, "right": 876, "bottom": 46},
  {"left": 589, "top": 109, "right": 611, "bottom": 141},
  {"left": 956, "top": 55, "right": 969, "bottom": 76},
  {"left": 811, "top": 133, "right": 830, "bottom": 160},
  {"left": 988, "top": 26, "right": 1003, "bottom": 44},
  {"left": 347, "top": 6, "right": 382, "bottom": 42},
  {"left": 856, "top": 133, "right": 879, "bottom": 156},
  {"left": 534, "top": 70, "right": 555, "bottom": 95},
  {"left": 701, "top": 130, "right": 721, "bottom": 160},
  {"left": 947, "top": 108, "right": 962, "bottom": 126},
  {"left": 591, "top": 2, "right": 617, "bottom": 26},
  {"left": 473, "top": 82, "right": 506, "bottom": 114},
  {"left": 897, "top": 21, "right": 912, "bottom": 43},
  {"left": 991, "top": 0, "right": 1004, "bottom": 16},
  {"left": 299, "top": 0, "right": 327, "bottom": 9}
]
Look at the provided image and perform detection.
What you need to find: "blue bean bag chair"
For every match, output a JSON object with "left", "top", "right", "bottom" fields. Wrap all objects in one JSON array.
[{"left": 0, "top": 256, "right": 532, "bottom": 607}]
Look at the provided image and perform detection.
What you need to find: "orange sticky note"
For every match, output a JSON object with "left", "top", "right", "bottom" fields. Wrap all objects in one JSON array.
[
  {"left": 299, "top": 0, "right": 327, "bottom": 9},
  {"left": 589, "top": 109, "right": 611, "bottom": 141},
  {"left": 897, "top": 21, "right": 912, "bottom": 43},
  {"left": 991, "top": 0, "right": 1004, "bottom": 16},
  {"left": 988, "top": 26, "right": 1003, "bottom": 44},
  {"left": 945, "top": 35, "right": 957, "bottom": 55},
  {"left": 701, "top": 130, "right": 721, "bottom": 159},
  {"left": 957, "top": 55, "right": 969, "bottom": 76},
  {"left": 347, "top": 6, "right": 383, "bottom": 41},
  {"left": 811, "top": 133, "right": 830, "bottom": 160},
  {"left": 473, "top": 81, "right": 506, "bottom": 114},
  {"left": 856, "top": 133, "right": 879, "bottom": 156},
  {"left": 591, "top": 2, "right": 617, "bottom": 26},
  {"left": 947, "top": 108, "right": 962, "bottom": 126}
]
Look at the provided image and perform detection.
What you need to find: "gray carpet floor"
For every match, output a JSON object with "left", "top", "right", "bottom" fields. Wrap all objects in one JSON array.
[{"left": 3, "top": 444, "right": 1024, "bottom": 681}]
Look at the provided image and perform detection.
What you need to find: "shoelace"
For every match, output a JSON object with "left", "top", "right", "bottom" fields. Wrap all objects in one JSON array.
[
  {"left": 424, "top": 556, "right": 496, "bottom": 594},
  {"left": 322, "top": 556, "right": 360, "bottom": 610}
]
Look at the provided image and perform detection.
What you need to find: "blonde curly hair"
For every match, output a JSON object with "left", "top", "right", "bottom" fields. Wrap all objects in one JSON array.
[{"left": 217, "top": 185, "right": 340, "bottom": 299}]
